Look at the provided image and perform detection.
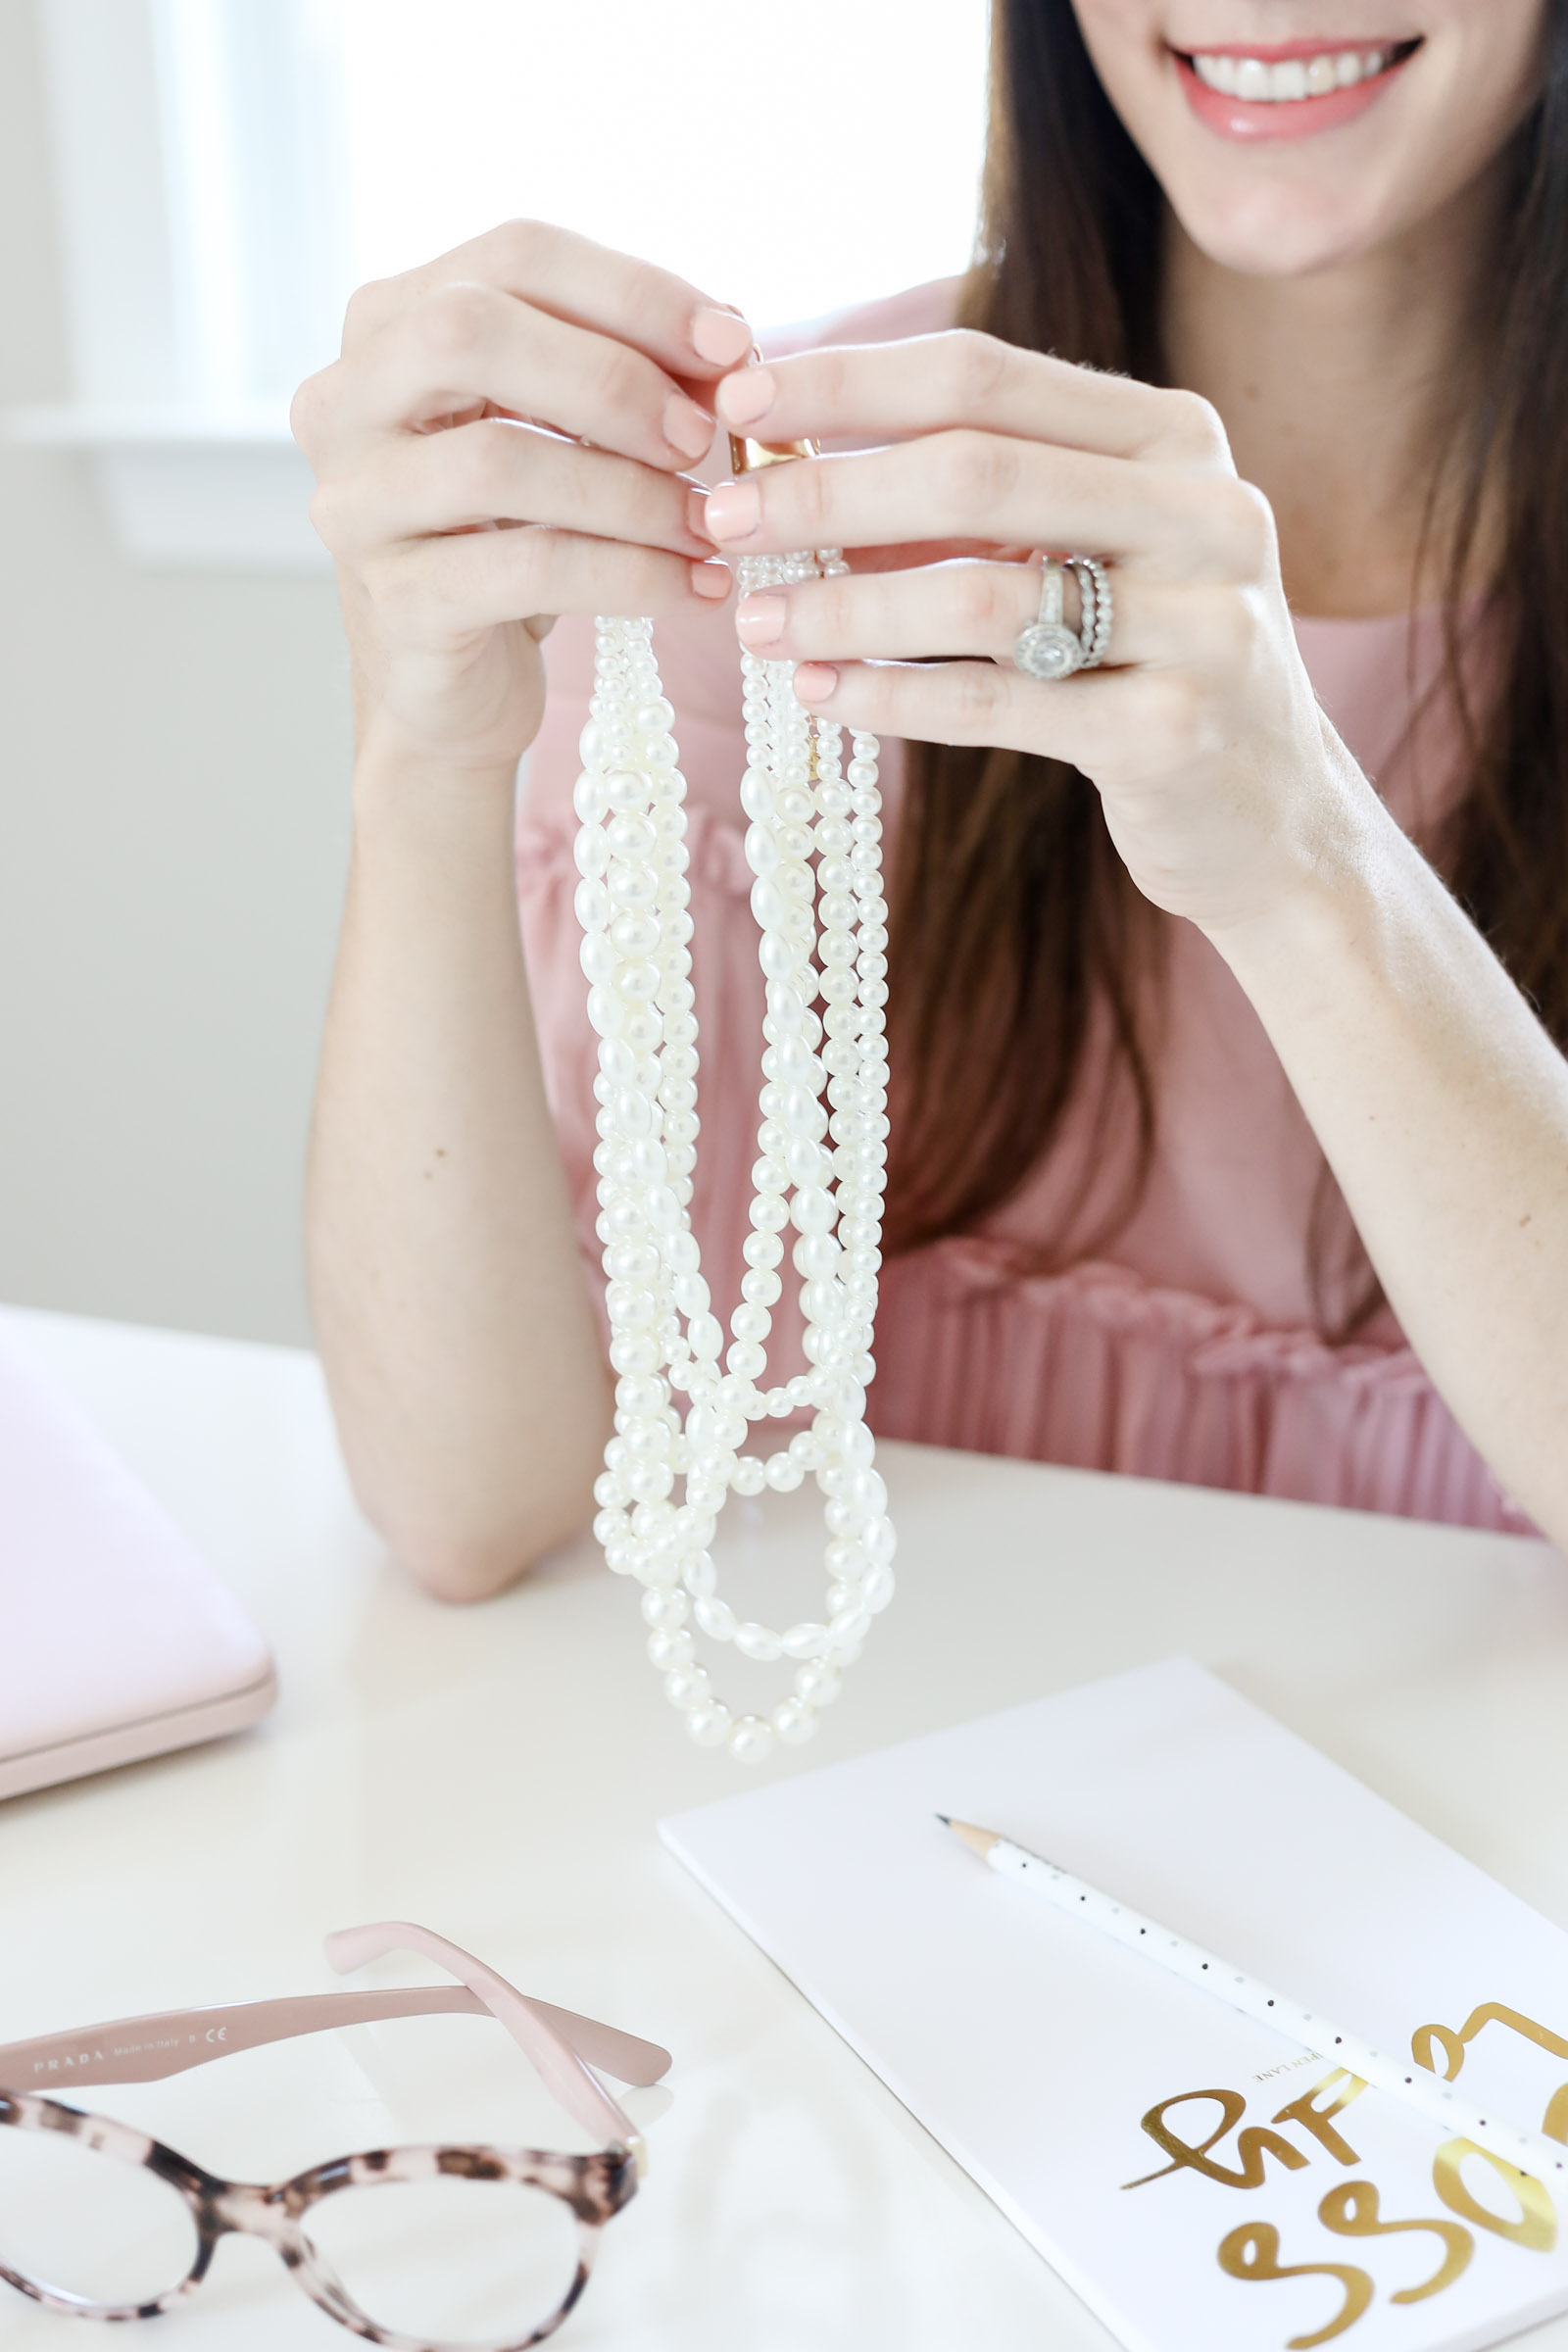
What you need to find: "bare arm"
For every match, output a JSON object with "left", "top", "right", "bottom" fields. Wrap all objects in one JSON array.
[
  {"left": 1209, "top": 746, "right": 1568, "bottom": 1541},
  {"left": 294, "top": 222, "right": 747, "bottom": 1598},
  {"left": 307, "top": 754, "right": 608, "bottom": 1600},
  {"left": 704, "top": 336, "right": 1568, "bottom": 1548}
]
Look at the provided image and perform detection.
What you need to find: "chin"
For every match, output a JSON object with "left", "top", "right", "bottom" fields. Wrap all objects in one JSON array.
[
  {"left": 1166, "top": 176, "right": 1401, "bottom": 278},
  {"left": 1068, "top": 0, "right": 1548, "bottom": 286}
]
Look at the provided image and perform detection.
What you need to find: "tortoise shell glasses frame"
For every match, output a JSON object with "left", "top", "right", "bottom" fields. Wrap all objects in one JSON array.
[{"left": 0, "top": 1920, "right": 670, "bottom": 2351}]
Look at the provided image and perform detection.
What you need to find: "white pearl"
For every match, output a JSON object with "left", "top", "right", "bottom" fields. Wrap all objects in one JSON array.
[
  {"left": 640, "top": 1587, "right": 689, "bottom": 1631},
  {"left": 728, "top": 1715, "right": 775, "bottom": 1765},
  {"left": 686, "top": 1700, "right": 733, "bottom": 1747},
  {"left": 861, "top": 1515, "right": 897, "bottom": 1564},
  {"left": 827, "top": 1606, "right": 873, "bottom": 1651},
  {"left": 771, "top": 1697, "right": 818, "bottom": 1745},
  {"left": 662, "top": 1229, "right": 701, "bottom": 1273},
  {"left": 663, "top": 1662, "right": 711, "bottom": 1709},
  {"left": 790, "top": 1186, "right": 836, "bottom": 1234},
  {"left": 862, "top": 1562, "right": 896, "bottom": 1612},
  {"left": 573, "top": 767, "right": 611, "bottom": 819},
  {"left": 794, "top": 1232, "right": 841, "bottom": 1280},
  {"left": 687, "top": 1313, "right": 723, "bottom": 1360},
  {"left": 695, "top": 1594, "right": 736, "bottom": 1642},
  {"left": 584, "top": 604, "right": 887, "bottom": 1762},
  {"left": 794, "top": 1659, "right": 843, "bottom": 1707},
  {"left": 581, "top": 939, "right": 616, "bottom": 992},
  {"left": 682, "top": 1549, "right": 717, "bottom": 1596}
]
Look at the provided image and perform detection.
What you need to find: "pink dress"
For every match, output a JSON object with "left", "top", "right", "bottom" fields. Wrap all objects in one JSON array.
[{"left": 518, "top": 284, "right": 1526, "bottom": 1536}]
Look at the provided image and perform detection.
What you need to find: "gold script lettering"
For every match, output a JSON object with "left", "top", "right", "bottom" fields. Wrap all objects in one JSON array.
[
  {"left": 1432, "top": 2138, "right": 1557, "bottom": 2252},
  {"left": 1272, "top": 2070, "right": 1368, "bottom": 2167},
  {"left": 1316, "top": 2180, "right": 1473, "bottom": 2302},
  {"left": 1412, "top": 2004, "right": 1568, "bottom": 2142},
  {"left": 1216, "top": 2221, "right": 1374, "bottom": 2349},
  {"left": 1123, "top": 2087, "right": 1310, "bottom": 2191}
]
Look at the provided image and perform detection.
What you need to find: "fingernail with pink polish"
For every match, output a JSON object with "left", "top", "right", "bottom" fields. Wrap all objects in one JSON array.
[
  {"left": 718, "top": 367, "right": 776, "bottom": 428},
  {"left": 691, "top": 306, "right": 755, "bottom": 368},
  {"left": 664, "top": 395, "right": 713, "bottom": 461},
  {"left": 736, "top": 592, "right": 786, "bottom": 644},
  {"left": 705, "top": 480, "right": 761, "bottom": 542},
  {"left": 690, "top": 560, "right": 732, "bottom": 602},
  {"left": 793, "top": 663, "right": 838, "bottom": 705}
]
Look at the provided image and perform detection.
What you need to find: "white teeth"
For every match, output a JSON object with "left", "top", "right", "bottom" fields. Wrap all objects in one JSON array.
[{"left": 1191, "top": 43, "right": 1395, "bottom": 99}]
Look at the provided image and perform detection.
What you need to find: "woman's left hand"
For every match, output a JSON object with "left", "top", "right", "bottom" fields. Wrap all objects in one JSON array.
[{"left": 707, "top": 331, "right": 1371, "bottom": 940}]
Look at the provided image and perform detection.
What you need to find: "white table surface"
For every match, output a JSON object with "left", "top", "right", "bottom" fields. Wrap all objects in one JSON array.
[{"left": 3, "top": 1302, "right": 1568, "bottom": 2352}]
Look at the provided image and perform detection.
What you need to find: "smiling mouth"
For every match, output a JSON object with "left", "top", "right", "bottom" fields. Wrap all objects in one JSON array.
[{"left": 1173, "top": 35, "right": 1423, "bottom": 101}]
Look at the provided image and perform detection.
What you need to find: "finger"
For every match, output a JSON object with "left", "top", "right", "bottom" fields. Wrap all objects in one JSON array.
[
  {"left": 715, "top": 332, "right": 1232, "bottom": 468},
  {"left": 786, "top": 654, "right": 1126, "bottom": 771},
  {"left": 341, "top": 219, "right": 754, "bottom": 381},
  {"left": 704, "top": 435, "right": 1271, "bottom": 579},
  {"left": 368, "top": 526, "right": 729, "bottom": 643},
  {"left": 306, "top": 280, "right": 726, "bottom": 477},
  {"left": 312, "top": 416, "right": 714, "bottom": 563},
  {"left": 733, "top": 557, "right": 1194, "bottom": 671}
]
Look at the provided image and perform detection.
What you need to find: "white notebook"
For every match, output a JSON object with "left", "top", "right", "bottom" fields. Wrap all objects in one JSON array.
[{"left": 661, "top": 1658, "right": 1568, "bottom": 2352}]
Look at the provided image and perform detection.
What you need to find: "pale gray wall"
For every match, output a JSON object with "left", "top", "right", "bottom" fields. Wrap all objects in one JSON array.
[{"left": 0, "top": 0, "right": 352, "bottom": 1346}]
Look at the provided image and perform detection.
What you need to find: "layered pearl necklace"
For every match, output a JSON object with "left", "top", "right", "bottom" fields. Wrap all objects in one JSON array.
[{"left": 573, "top": 544, "right": 895, "bottom": 1765}]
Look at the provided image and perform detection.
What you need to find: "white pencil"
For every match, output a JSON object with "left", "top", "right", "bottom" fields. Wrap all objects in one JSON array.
[{"left": 940, "top": 1816, "right": 1568, "bottom": 2188}]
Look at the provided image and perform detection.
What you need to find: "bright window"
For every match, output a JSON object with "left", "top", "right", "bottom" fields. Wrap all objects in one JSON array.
[
  {"left": 340, "top": 0, "right": 990, "bottom": 334},
  {"left": 22, "top": 0, "right": 990, "bottom": 567}
]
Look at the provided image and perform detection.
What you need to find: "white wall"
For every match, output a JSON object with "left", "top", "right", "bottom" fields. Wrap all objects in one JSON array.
[{"left": 0, "top": 0, "right": 351, "bottom": 1346}]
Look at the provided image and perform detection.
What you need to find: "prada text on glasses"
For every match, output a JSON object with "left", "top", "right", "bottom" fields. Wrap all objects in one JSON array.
[{"left": 0, "top": 1921, "right": 669, "bottom": 2350}]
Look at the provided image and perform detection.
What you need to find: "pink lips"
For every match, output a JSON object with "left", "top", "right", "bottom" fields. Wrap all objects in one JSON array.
[{"left": 1174, "top": 41, "right": 1417, "bottom": 142}]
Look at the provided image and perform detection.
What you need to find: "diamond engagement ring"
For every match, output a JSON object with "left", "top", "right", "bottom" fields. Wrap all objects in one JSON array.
[{"left": 1012, "top": 555, "right": 1113, "bottom": 679}]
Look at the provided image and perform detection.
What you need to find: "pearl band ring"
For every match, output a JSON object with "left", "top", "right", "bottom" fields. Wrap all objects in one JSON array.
[{"left": 1012, "top": 555, "right": 1113, "bottom": 680}]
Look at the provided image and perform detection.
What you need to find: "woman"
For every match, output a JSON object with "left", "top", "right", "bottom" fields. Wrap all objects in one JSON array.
[{"left": 293, "top": 0, "right": 1568, "bottom": 1600}]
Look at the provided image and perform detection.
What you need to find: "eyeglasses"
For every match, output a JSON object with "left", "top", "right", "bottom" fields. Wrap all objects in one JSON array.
[{"left": 0, "top": 1920, "right": 668, "bottom": 2351}]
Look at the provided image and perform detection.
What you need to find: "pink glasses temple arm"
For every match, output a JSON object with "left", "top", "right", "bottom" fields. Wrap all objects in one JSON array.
[
  {"left": 0, "top": 1986, "right": 488, "bottom": 2090},
  {"left": 0, "top": 1928, "right": 670, "bottom": 2157},
  {"left": 324, "top": 1921, "right": 655, "bottom": 2155}
]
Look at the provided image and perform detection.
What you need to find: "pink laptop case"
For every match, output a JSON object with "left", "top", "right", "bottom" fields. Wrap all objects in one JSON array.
[{"left": 0, "top": 1317, "right": 276, "bottom": 1800}]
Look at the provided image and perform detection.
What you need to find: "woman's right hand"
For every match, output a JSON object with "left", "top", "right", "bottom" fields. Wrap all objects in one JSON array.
[{"left": 291, "top": 220, "right": 749, "bottom": 779}]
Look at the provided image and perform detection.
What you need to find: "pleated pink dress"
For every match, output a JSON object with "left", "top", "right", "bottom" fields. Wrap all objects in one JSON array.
[{"left": 518, "top": 283, "right": 1526, "bottom": 1535}]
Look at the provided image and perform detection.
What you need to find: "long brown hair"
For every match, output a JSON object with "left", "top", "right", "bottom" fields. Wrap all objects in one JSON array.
[{"left": 885, "top": 0, "right": 1568, "bottom": 1323}]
